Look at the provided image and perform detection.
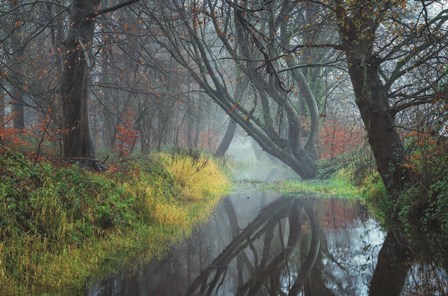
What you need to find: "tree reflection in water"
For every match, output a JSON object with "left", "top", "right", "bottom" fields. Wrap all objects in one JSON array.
[
  {"left": 87, "top": 194, "right": 448, "bottom": 296},
  {"left": 186, "top": 198, "right": 320, "bottom": 295}
]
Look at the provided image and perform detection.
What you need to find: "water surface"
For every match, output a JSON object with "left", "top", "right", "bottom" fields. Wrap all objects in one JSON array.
[{"left": 87, "top": 190, "right": 448, "bottom": 296}]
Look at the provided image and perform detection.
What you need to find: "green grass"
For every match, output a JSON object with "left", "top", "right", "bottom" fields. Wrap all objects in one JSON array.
[
  {"left": 0, "top": 149, "right": 230, "bottom": 296},
  {"left": 263, "top": 169, "right": 361, "bottom": 199}
]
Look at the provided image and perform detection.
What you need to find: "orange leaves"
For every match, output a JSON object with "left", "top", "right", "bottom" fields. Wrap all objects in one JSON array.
[
  {"left": 114, "top": 124, "right": 139, "bottom": 157},
  {"left": 403, "top": 129, "right": 448, "bottom": 173},
  {"left": 114, "top": 109, "right": 139, "bottom": 157},
  {"left": 0, "top": 108, "right": 60, "bottom": 159},
  {"left": 319, "top": 119, "right": 365, "bottom": 159},
  {"left": 115, "top": 124, "right": 139, "bottom": 144},
  {"left": 0, "top": 127, "right": 24, "bottom": 146},
  {"left": 0, "top": 111, "right": 27, "bottom": 148}
]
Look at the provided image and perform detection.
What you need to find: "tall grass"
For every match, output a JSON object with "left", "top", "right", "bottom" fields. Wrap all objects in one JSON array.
[{"left": 0, "top": 149, "right": 230, "bottom": 295}]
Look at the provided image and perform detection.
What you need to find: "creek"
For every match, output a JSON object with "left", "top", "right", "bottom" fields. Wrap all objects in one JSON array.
[{"left": 87, "top": 189, "right": 448, "bottom": 296}]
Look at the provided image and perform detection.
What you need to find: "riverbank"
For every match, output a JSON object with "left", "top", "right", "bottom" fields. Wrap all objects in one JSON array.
[
  {"left": 255, "top": 149, "right": 448, "bottom": 238},
  {"left": 0, "top": 149, "right": 230, "bottom": 295}
]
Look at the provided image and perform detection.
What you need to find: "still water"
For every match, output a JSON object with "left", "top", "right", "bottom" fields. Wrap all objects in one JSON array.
[{"left": 87, "top": 190, "right": 448, "bottom": 296}]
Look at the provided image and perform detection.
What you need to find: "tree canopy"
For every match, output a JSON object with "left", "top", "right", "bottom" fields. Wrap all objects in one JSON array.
[{"left": 1, "top": 0, "right": 447, "bottom": 189}]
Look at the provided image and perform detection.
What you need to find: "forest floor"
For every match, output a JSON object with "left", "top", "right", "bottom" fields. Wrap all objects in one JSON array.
[{"left": 0, "top": 148, "right": 230, "bottom": 296}]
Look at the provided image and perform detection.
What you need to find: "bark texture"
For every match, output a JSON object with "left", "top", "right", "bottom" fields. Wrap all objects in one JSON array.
[
  {"left": 336, "top": 1, "right": 410, "bottom": 195},
  {"left": 61, "top": 0, "right": 100, "bottom": 164}
]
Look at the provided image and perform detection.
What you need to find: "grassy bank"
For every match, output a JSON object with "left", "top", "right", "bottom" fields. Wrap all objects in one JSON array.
[
  {"left": 264, "top": 168, "right": 360, "bottom": 199},
  {"left": 231, "top": 167, "right": 360, "bottom": 200},
  {"left": 0, "top": 149, "right": 230, "bottom": 295}
]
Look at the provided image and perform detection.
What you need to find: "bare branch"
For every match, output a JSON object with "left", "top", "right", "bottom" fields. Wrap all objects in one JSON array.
[{"left": 92, "top": 0, "right": 139, "bottom": 17}]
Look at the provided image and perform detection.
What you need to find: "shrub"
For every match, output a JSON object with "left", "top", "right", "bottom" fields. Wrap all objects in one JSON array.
[{"left": 159, "top": 152, "right": 230, "bottom": 201}]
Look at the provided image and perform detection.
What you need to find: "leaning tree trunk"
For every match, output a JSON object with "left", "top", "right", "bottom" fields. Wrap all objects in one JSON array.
[
  {"left": 61, "top": 0, "right": 100, "bottom": 167},
  {"left": 336, "top": 2, "right": 410, "bottom": 196},
  {"left": 214, "top": 118, "right": 237, "bottom": 157},
  {"left": 214, "top": 74, "right": 247, "bottom": 157},
  {"left": 347, "top": 55, "right": 409, "bottom": 196}
]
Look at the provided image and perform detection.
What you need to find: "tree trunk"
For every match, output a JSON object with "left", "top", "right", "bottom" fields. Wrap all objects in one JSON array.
[
  {"left": 0, "top": 87, "right": 4, "bottom": 133},
  {"left": 335, "top": 2, "right": 410, "bottom": 195},
  {"left": 11, "top": 87, "right": 25, "bottom": 129},
  {"left": 214, "top": 118, "right": 237, "bottom": 157},
  {"left": 347, "top": 57, "right": 409, "bottom": 195},
  {"left": 138, "top": 108, "right": 154, "bottom": 154},
  {"left": 61, "top": 0, "right": 100, "bottom": 167},
  {"left": 193, "top": 102, "right": 201, "bottom": 148},
  {"left": 6, "top": 2, "right": 26, "bottom": 130},
  {"left": 11, "top": 40, "right": 25, "bottom": 130},
  {"left": 186, "top": 104, "right": 194, "bottom": 148}
]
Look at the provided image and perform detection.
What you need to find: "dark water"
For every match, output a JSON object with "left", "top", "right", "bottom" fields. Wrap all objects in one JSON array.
[{"left": 87, "top": 190, "right": 448, "bottom": 296}]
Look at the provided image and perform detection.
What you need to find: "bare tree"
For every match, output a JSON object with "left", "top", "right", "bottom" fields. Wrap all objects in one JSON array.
[
  {"left": 138, "top": 0, "right": 339, "bottom": 179},
  {"left": 213, "top": 0, "right": 448, "bottom": 195}
]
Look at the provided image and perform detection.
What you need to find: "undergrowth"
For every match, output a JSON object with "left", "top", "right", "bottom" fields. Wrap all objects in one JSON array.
[
  {"left": 316, "top": 139, "right": 448, "bottom": 237},
  {"left": 0, "top": 148, "right": 230, "bottom": 296}
]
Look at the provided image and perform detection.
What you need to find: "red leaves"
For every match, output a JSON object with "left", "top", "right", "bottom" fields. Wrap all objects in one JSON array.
[
  {"left": 0, "top": 109, "right": 58, "bottom": 159},
  {"left": 0, "top": 127, "right": 25, "bottom": 146},
  {"left": 319, "top": 119, "right": 365, "bottom": 159},
  {"left": 114, "top": 110, "right": 139, "bottom": 157},
  {"left": 403, "top": 129, "right": 448, "bottom": 172},
  {"left": 0, "top": 112, "right": 29, "bottom": 148}
]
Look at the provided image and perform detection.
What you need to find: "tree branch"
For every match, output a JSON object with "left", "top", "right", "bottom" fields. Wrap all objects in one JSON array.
[{"left": 92, "top": 0, "right": 139, "bottom": 17}]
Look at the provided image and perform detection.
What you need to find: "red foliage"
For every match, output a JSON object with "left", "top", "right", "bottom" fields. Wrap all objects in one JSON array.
[
  {"left": 114, "top": 110, "right": 139, "bottom": 157},
  {"left": 0, "top": 111, "right": 30, "bottom": 148},
  {"left": 0, "top": 109, "right": 60, "bottom": 160},
  {"left": 403, "top": 129, "right": 448, "bottom": 173},
  {"left": 319, "top": 119, "right": 365, "bottom": 159},
  {"left": 0, "top": 127, "right": 27, "bottom": 146}
]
